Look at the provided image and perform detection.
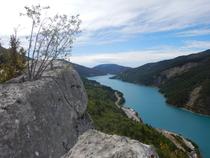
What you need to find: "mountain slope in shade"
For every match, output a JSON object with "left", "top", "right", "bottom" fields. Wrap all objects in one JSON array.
[
  {"left": 114, "top": 49, "right": 210, "bottom": 115},
  {"left": 93, "top": 64, "right": 131, "bottom": 74},
  {"left": 72, "top": 63, "right": 106, "bottom": 77},
  {"left": 60, "top": 60, "right": 131, "bottom": 77},
  {"left": 57, "top": 60, "right": 106, "bottom": 77}
]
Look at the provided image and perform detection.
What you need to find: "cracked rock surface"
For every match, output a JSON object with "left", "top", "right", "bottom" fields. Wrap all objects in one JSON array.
[{"left": 0, "top": 64, "right": 92, "bottom": 158}]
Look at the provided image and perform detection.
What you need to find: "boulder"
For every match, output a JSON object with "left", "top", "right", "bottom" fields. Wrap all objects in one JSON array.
[
  {"left": 63, "top": 129, "right": 158, "bottom": 158},
  {"left": 0, "top": 65, "right": 92, "bottom": 158}
]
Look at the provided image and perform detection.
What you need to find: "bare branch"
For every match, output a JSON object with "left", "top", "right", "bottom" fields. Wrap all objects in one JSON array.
[{"left": 20, "top": 4, "right": 81, "bottom": 80}]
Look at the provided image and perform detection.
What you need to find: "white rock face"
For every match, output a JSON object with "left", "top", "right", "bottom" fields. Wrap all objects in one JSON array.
[{"left": 63, "top": 129, "right": 159, "bottom": 158}]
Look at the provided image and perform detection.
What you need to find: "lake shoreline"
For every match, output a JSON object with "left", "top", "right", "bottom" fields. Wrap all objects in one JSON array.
[
  {"left": 89, "top": 74, "right": 210, "bottom": 158},
  {"left": 110, "top": 77, "right": 210, "bottom": 117},
  {"left": 114, "top": 91, "right": 142, "bottom": 122},
  {"left": 113, "top": 81, "right": 201, "bottom": 158}
]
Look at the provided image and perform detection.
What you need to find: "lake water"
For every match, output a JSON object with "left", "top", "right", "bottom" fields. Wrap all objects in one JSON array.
[{"left": 88, "top": 74, "right": 210, "bottom": 158}]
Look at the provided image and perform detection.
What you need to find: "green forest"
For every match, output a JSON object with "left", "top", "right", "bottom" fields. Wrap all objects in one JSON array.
[
  {"left": 114, "top": 50, "right": 210, "bottom": 115},
  {"left": 83, "top": 78, "right": 194, "bottom": 158}
]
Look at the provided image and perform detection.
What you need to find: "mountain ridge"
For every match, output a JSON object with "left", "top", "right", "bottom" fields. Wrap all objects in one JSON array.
[
  {"left": 60, "top": 59, "right": 131, "bottom": 77},
  {"left": 92, "top": 64, "right": 131, "bottom": 75}
]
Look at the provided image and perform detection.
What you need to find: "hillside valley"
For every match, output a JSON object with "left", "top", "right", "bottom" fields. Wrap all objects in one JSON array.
[
  {"left": 59, "top": 59, "right": 131, "bottom": 77},
  {"left": 0, "top": 1, "right": 210, "bottom": 157},
  {"left": 113, "top": 50, "right": 210, "bottom": 116},
  {"left": 92, "top": 64, "right": 131, "bottom": 74},
  {"left": 84, "top": 78, "right": 200, "bottom": 158},
  {"left": 0, "top": 56, "right": 201, "bottom": 158}
]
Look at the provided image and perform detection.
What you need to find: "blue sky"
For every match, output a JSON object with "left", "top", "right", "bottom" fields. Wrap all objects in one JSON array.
[
  {"left": 72, "top": 26, "right": 210, "bottom": 67},
  {"left": 1, "top": 0, "right": 210, "bottom": 67}
]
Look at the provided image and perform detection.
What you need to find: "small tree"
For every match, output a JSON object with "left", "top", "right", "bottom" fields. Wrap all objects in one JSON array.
[
  {"left": 10, "top": 29, "right": 20, "bottom": 69},
  {"left": 21, "top": 5, "right": 81, "bottom": 80},
  {"left": 0, "top": 33, "right": 26, "bottom": 83}
]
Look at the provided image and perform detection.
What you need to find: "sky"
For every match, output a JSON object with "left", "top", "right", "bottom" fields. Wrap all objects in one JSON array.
[{"left": 0, "top": 0, "right": 210, "bottom": 67}]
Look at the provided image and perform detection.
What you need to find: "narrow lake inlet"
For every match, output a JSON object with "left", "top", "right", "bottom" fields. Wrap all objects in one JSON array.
[{"left": 89, "top": 74, "right": 210, "bottom": 158}]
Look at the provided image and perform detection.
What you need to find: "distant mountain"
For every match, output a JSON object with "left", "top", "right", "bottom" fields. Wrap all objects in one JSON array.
[
  {"left": 58, "top": 60, "right": 106, "bottom": 77},
  {"left": 113, "top": 49, "right": 210, "bottom": 115},
  {"left": 92, "top": 64, "right": 131, "bottom": 75},
  {"left": 61, "top": 62, "right": 131, "bottom": 77},
  {"left": 71, "top": 63, "right": 106, "bottom": 77}
]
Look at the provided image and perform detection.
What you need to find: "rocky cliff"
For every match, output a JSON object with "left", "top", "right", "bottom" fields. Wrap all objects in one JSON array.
[
  {"left": 0, "top": 64, "right": 92, "bottom": 158},
  {"left": 62, "top": 129, "right": 158, "bottom": 158}
]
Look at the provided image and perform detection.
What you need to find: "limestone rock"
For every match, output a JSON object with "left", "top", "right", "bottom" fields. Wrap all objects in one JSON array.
[
  {"left": 0, "top": 64, "right": 92, "bottom": 158},
  {"left": 63, "top": 129, "right": 158, "bottom": 158}
]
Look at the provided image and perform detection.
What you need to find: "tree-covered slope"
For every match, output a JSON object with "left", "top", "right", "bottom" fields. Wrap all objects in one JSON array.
[
  {"left": 72, "top": 63, "right": 106, "bottom": 77},
  {"left": 113, "top": 50, "right": 210, "bottom": 115},
  {"left": 60, "top": 61, "right": 130, "bottom": 77},
  {"left": 93, "top": 64, "right": 131, "bottom": 75},
  {"left": 83, "top": 78, "right": 200, "bottom": 158},
  {"left": 57, "top": 60, "right": 106, "bottom": 77}
]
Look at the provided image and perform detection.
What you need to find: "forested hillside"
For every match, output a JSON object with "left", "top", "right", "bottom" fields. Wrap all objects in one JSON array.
[
  {"left": 92, "top": 64, "right": 131, "bottom": 74},
  {"left": 83, "top": 78, "right": 200, "bottom": 158},
  {"left": 72, "top": 63, "right": 106, "bottom": 77},
  {"left": 113, "top": 50, "right": 210, "bottom": 115},
  {"left": 60, "top": 61, "right": 129, "bottom": 77}
]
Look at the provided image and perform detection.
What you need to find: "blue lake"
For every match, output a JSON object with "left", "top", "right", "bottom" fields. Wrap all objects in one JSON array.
[{"left": 88, "top": 74, "right": 210, "bottom": 158}]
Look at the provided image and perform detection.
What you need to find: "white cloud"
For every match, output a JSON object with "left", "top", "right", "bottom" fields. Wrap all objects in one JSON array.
[
  {"left": 70, "top": 48, "right": 196, "bottom": 67},
  {"left": 1, "top": 0, "right": 210, "bottom": 43},
  {"left": 184, "top": 40, "right": 210, "bottom": 50},
  {"left": 176, "top": 28, "right": 210, "bottom": 37},
  {"left": 70, "top": 39, "right": 210, "bottom": 67},
  {"left": 1, "top": 0, "right": 209, "bottom": 67}
]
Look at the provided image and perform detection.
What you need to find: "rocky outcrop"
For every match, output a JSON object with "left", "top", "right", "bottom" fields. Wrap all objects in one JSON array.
[
  {"left": 185, "top": 85, "right": 210, "bottom": 115},
  {"left": 0, "top": 64, "right": 92, "bottom": 158},
  {"left": 153, "top": 62, "right": 198, "bottom": 86},
  {"left": 186, "top": 86, "right": 202, "bottom": 108},
  {"left": 161, "top": 63, "right": 198, "bottom": 80},
  {"left": 62, "top": 129, "right": 158, "bottom": 158},
  {"left": 157, "top": 129, "right": 200, "bottom": 158}
]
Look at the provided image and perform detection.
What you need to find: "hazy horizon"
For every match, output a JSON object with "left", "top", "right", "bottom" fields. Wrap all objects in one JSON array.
[{"left": 71, "top": 48, "right": 209, "bottom": 68}]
